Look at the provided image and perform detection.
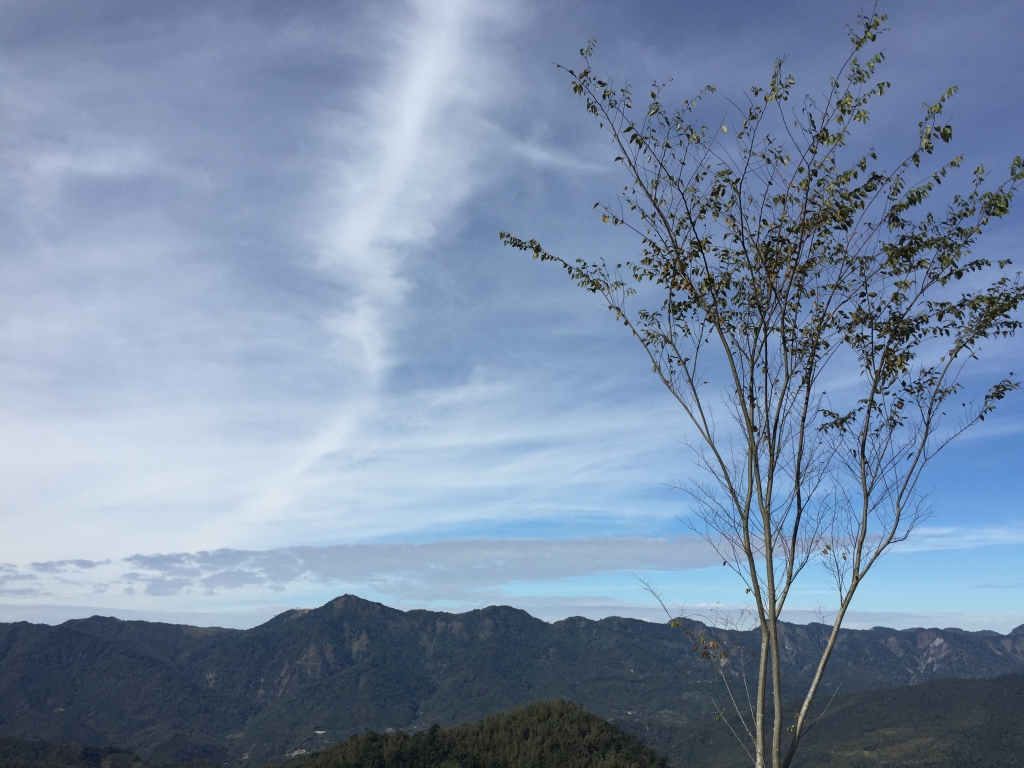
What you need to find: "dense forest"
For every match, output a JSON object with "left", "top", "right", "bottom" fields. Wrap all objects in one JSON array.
[
  {"left": 5, "top": 676, "right": 1024, "bottom": 768},
  {"left": 290, "top": 700, "right": 668, "bottom": 768}
]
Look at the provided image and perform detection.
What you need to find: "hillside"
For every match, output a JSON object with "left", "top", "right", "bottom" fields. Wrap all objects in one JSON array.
[
  {"left": 0, "top": 737, "right": 147, "bottom": 768},
  {"left": 287, "top": 700, "right": 669, "bottom": 768},
  {"left": 5, "top": 676, "right": 1024, "bottom": 768},
  {"left": 796, "top": 673, "right": 1024, "bottom": 768},
  {"left": 1, "top": 595, "right": 1022, "bottom": 765},
  {"left": 620, "top": 673, "right": 1024, "bottom": 768}
]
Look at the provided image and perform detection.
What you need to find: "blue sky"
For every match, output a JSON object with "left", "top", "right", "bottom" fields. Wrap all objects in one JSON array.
[{"left": 1, "top": 0, "right": 1022, "bottom": 631}]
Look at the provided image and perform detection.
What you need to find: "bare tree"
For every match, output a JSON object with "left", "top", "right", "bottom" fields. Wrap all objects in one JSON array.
[{"left": 501, "top": 11, "right": 1023, "bottom": 768}]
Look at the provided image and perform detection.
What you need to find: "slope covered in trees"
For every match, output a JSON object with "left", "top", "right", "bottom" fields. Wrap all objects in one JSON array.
[
  {"left": 1, "top": 596, "right": 1022, "bottom": 765},
  {"left": 3, "top": 673, "right": 1024, "bottom": 767},
  {"left": 622, "top": 674, "right": 1024, "bottom": 768},
  {"left": 290, "top": 700, "right": 668, "bottom": 768}
]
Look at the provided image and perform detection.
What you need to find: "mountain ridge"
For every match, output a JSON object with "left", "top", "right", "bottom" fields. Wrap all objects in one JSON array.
[{"left": 2, "top": 595, "right": 1023, "bottom": 766}]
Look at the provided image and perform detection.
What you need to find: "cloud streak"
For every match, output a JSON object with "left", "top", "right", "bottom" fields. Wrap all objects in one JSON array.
[
  {"left": 3, "top": 521, "right": 1019, "bottom": 607},
  {"left": 120, "top": 536, "right": 718, "bottom": 596},
  {"left": 191, "top": 0, "right": 530, "bottom": 537},
  {"left": 0, "top": 536, "right": 720, "bottom": 619}
]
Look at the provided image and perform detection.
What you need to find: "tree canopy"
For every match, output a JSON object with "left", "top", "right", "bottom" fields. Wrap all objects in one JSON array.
[{"left": 292, "top": 700, "right": 669, "bottom": 768}]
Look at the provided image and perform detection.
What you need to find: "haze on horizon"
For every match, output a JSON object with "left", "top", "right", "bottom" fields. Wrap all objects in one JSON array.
[{"left": 1, "top": 0, "right": 1022, "bottom": 632}]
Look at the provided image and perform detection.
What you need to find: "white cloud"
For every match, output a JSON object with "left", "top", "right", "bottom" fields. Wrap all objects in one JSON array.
[
  {"left": 898, "top": 526, "right": 1024, "bottom": 552},
  {"left": 0, "top": 535, "right": 717, "bottom": 605},
  {"left": 209, "top": 0, "right": 527, "bottom": 534}
]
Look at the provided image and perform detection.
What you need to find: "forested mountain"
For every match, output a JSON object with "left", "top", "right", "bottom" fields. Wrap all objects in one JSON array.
[
  {"left": 624, "top": 673, "right": 1024, "bottom": 768},
  {"left": 289, "top": 700, "right": 668, "bottom": 768},
  {"left": 1, "top": 595, "right": 1022, "bottom": 766},
  {"left": 0, "top": 737, "right": 148, "bottom": 768},
  {"left": 7, "top": 676, "right": 1024, "bottom": 768}
]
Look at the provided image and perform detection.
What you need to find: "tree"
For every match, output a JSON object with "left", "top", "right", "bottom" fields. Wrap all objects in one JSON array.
[{"left": 501, "top": 11, "right": 1023, "bottom": 768}]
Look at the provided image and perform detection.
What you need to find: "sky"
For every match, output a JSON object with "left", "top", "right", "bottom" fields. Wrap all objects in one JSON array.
[{"left": 1, "top": 0, "right": 1023, "bottom": 632}]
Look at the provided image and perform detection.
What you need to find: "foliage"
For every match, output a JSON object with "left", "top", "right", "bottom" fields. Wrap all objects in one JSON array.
[
  {"left": 287, "top": 700, "right": 669, "bottom": 768},
  {"left": 500, "top": 10, "right": 1023, "bottom": 768}
]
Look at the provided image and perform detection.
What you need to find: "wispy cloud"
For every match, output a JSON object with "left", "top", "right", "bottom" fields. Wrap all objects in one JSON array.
[
  {"left": 0, "top": 563, "right": 45, "bottom": 598},
  {"left": 0, "top": 536, "right": 716, "bottom": 609},
  {"left": 5, "top": 522, "right": 1020, "bottom": 614},
  {"left": 898, "top": 526, "right": 1024, "bottom": 552},
  {"left": 30, "top": 559, "right": 109, "bottom": 573},
  {"left": 316, "top": 1, "right": 479, "bottom": 379},
  {"left": 123, "top": 536, "right": 719, "bottom": 596}
]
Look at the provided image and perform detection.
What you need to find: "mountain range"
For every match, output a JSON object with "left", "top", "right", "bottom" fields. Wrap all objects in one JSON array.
[{"left": 2, "top": 595, "right": 1022, "bottom": 766}]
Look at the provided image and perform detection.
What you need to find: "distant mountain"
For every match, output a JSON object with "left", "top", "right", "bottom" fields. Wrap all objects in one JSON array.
[
  {"left": 287, "top": 700, "right": 669, "bottom": 768},
  {"left": 1, "top": 595, "right": 1022, "bottom": 766}
]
